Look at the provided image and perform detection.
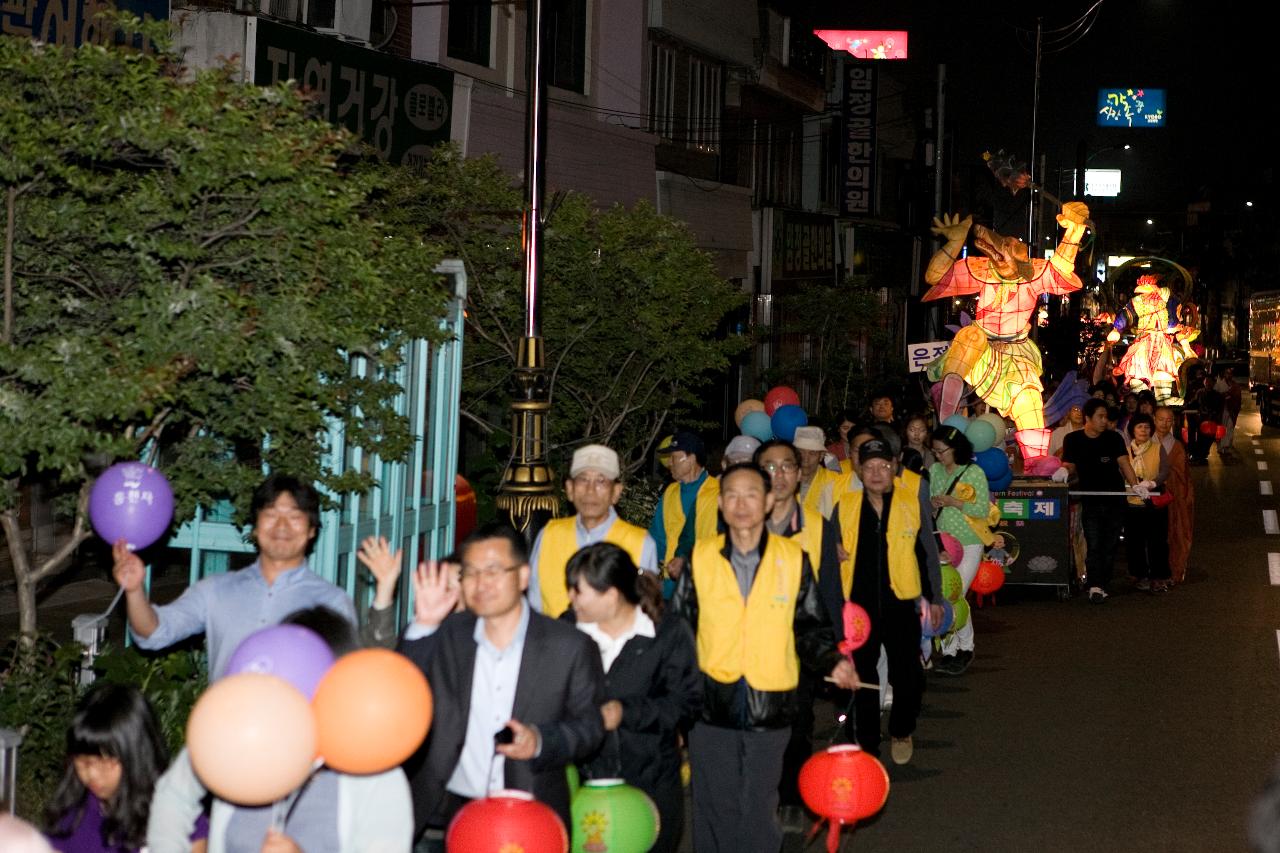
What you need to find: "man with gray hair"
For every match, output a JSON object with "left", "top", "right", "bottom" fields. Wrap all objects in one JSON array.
[{"left": 528, "top": 444, "right": 657, "bottom": 616}]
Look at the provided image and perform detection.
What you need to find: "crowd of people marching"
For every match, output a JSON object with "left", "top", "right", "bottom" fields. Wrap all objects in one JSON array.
[{"left": 6, "top": 364, "right": 1232, "bottom": 853}]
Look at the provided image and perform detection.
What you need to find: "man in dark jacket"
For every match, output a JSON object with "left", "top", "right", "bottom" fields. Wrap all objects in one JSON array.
[
  {"left": 671, "top": 462, "right": 859, "bottom": 853},
  {"left": 399, "top": 523, "right": 604, "bottom": 848}
]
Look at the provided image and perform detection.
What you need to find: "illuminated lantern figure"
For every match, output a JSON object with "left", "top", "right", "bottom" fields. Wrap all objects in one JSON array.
[
  {"left": 922, "top": 202, "right": 1090, "bottom": 469},
  {"left": 570, "top": 779, "right": 658, "bottom": 853},
  {"left": 1107, "top": 273, "right": 1193, "bottom": 404},
  {"left": 838, "top": 601, "right": 872, "bottom": 657},
  {"left": 447, "top": 791, "right": 568, "bottom": 853},
  {"left": 797, "top": 744, "right": 890, "bottom": 853}
]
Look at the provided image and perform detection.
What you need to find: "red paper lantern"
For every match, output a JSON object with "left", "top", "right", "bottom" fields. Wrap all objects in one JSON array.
[
  {"left": 447, "top": 791, "right": 568, "bottom": 853},
  {"left": 798, "top": 745, "right": 890, "bottom": 853},
  {"left": 971, "top": 560, "right": 1006, "bottom": 596},
  {"left": 1199, "top": 420, "right": 1217, "bottom": 436},
  {"left": 763, "top": 385, "right": 801, "bottom": 415},
  {"left": 1215, "top": 425, "right": 1226, "bottom": 441},
  {"left": 838, "top": 602, "right": 871, "bottom": 656}
]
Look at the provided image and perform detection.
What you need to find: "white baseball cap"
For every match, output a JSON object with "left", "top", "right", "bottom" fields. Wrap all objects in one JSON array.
[{"left": 570, "top": 444, "right": 620, "bottom": 480}]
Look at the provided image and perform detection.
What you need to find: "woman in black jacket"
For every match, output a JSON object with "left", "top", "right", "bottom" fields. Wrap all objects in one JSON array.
[{"left": 566, "top": 542, "right": 701, "bottom": 853}]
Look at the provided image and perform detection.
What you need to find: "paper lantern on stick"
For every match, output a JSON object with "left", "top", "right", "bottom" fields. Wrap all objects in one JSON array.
[
  {"left": 447, "top": 791, "right": 568, "bottom": 853},
  {"left": 837, "top": 601, "right": 871, "bottom": 657},
  {"left": 940, "top": 565, "right": 964, "bottom": 603},
  {"left": 971, "top": 561, "right": 1006, "bottom": 596},
  {"left": 570, "top": 779, "right": 659, "bottom": 853},
  {"left": 938, "top": 532, "right": 963, "bottom": 568},
  {"left": 797, "top": 744, "right": 890, "bottom": 853}
]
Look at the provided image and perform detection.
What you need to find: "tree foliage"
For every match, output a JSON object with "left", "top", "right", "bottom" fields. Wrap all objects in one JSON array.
[
  {"left": 376, "top": 148, "right": 746, "bottom": 478},
  {"left": 0, "top": 32, "right": 451, "bottom": 634}
]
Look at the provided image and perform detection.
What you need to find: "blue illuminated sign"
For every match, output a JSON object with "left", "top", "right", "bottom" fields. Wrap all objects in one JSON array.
[{"left": 1097, "top": 88, "right": 1166, "bottom": 127}]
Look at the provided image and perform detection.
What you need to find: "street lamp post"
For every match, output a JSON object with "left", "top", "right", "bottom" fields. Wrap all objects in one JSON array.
[{"left": 495, "top": 0, "right": 559, "bottom": 539}]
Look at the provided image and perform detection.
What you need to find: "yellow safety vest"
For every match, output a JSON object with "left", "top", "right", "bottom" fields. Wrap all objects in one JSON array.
[
  {"left": 661, "top": 475, "right": 720, "bottom": 562},
  {"left": 834, "top": 476, "right": 923, "bottom": 601},
  {"left": 788, "top": 506, "right": 826, "bottom": 582},
  {"left": 800, "top": 467, "right": 842, "bottom": 520},
  {"left": 691, "top": 534, "right": 803, "bottom": 691},
  {"left": 536, "top": 516, "right": 648, "bottom": 616}
]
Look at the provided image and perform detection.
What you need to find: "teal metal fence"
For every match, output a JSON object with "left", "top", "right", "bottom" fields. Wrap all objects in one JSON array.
[{"left": 163, "top": 260, "right": 467, "bottom": 634}]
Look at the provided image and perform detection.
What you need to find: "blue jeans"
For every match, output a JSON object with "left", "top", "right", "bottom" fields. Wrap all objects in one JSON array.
[{"left": 1081, "top": 499, "right": 1125, "bottom": 590}]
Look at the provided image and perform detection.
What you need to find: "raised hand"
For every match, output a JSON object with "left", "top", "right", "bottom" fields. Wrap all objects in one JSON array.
[
  {"left": 930, "top": 212, "right": 973, "bottom": 244},
  {"left": 356, "top": 536, "right": 402, "bottom": 608},
  {"left": 112, "top": 539, "right": 146, "bottom": 594},
  {"left": 410, "top": 560, "right": 461, "bottom": 628}
]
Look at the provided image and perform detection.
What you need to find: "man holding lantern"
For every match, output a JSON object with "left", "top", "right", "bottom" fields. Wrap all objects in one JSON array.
[{"left": 671, "top": 461, "right": 859, "bottom": 853}]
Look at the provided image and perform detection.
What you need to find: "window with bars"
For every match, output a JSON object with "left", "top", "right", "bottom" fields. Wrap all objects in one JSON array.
[
  {"left": 648, "top": 43, "right": 675, "bottom": 140},
  {"left": 687, "top": 57, "right": 721, "bottom": 153}
]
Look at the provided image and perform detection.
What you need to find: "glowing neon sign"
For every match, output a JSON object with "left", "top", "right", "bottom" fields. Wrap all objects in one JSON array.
[
  {"left": 1097, "top": 88, "right": 1166, "bottom": 127},
  {"left": 813, "top": 30, "right": 909, "bottom": 60}
]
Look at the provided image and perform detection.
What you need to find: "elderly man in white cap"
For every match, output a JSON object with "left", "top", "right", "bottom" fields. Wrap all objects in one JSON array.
[
  {"left": 528, "top": 444, "right": 658, "bottom": 616},
  {"left": 794, "top": 425, "right": 843, "bottom": 519},
  {"left": 722, "top": 434, "right": 761, "bottom": 466}
]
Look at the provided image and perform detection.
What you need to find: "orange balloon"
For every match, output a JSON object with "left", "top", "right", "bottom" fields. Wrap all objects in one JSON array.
[
  {"left": 312, "top": 648, "right": 433, "bottom": 774},
  {"left": 187, "top": 674, "right": 317, "bottom": 806},
  {"left": 734, "top": 399, "right": 766, "bottom": 428}
]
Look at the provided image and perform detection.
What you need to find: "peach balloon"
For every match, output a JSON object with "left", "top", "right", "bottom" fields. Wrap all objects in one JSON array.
[
  {"left": 186, "top": 673, "right": 317, "bottom": 806},
  {"left": 313, "top": 648, "right": 433, "bottom": 774},
  {"left": 734, "top": 399, "right": 766, "bottom": 428}
]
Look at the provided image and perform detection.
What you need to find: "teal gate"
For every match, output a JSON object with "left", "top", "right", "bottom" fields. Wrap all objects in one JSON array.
[{"left": 164, "top": 260, "right": 467, "bottom": 634}]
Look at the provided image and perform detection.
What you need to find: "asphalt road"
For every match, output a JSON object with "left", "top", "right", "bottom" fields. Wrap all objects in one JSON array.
[{"left": 763, "top": 402, "right": 1280, "bottom": 853}]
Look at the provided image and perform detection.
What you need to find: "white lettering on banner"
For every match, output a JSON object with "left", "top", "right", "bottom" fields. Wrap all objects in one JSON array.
[
  {"left": 907, "top": 341, "right": 950, "bottom": 373},
  {"left": 404, "top": 83, "right": 449, "bottom": 131}
]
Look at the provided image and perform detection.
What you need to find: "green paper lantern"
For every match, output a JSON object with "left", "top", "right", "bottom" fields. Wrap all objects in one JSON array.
[
  {"left": 566, "top": 763, "right": 581, "bottom": 799},
  {"left": 941, "top": 565, "right": 964, "bottom": 603},
  {"left": 571, "top": 778, "right": 659, "bottom": 853},
  {"left": 949, "top": 597, "right": 970, "bottom": 633}
]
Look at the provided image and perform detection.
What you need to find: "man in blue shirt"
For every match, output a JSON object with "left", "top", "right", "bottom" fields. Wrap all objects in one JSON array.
[{"left": 112, "top": 474, "right": 356, "bottom": 679}]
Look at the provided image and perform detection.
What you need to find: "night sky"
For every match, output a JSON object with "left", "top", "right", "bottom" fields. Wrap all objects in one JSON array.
[{"left": 807, "top": 0, "right": 1274, "bottom": 217}]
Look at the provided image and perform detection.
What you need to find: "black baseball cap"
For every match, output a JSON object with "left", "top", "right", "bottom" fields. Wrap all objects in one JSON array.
[
  {"left": 858, "top": 439, "right": 895, "bottom": 464},
  {"left": 663, "top": 431, "right": 705, "bottom": 457}
]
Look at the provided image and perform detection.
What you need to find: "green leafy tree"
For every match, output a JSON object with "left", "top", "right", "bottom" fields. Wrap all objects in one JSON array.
[
  {"left": 0, "top": 32, "right": 450, "bottom": 636},
  {"left": 763, "top": 276, "right": 901, "bottom": 426},
  {"left": 377, "top": 148, "right": 746, "bottom": 480}
]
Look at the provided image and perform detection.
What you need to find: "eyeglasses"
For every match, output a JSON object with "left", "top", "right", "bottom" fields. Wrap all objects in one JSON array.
[
  {"left": 571, "top": 475, "right": 615, "bottom": 491},
  {"left": 459, "top": 563, "right": 522, "bottom": 582},
  {"left": 761, "top": 461, "right": 798, "bottom": 474},
  {"left": 861, "top": 461, "right": 895, "bottom": 474},
  {"left": 930, "top": 446, "right": 953, "bottom": 456}
]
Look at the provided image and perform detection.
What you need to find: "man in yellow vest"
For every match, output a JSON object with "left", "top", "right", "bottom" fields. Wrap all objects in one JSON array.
[
  {"left": 671, "top": 462, "right": 858, "bottom": 853},
  {"left": 830, "top": 439, "right": 944, "bottom": 767},
  {"left": 755, "top": 438, "right": 846, "bottom": 823},
  {"left": 648, "top": 431, "right": 719, "bottom": 579},
  {"left": 528, "top": 445, "right": 656, "bottom": 616},
  {"left": 794, "top": 425, "right": 843, "bottom": 519}
]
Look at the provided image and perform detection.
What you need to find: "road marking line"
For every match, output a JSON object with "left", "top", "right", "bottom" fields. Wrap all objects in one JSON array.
[
  {"left": 1258, "top": 448, "right": 1266, "bottom": 455},
  {"left": 1270, "top": 554, "right": 1280, "bottom": 585},
  {"left": 1264, "top": 481, "right": 1274, "bottom": 496},
  {"left": 1262, "top": 461, "right": 1270, "bottom": 471},
  {"left": 1266, "top": 510, "right": 1279, "bottom": 534}
]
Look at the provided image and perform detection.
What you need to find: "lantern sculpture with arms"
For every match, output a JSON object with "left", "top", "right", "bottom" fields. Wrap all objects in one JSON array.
[
  {"left": 922, "top": 202, "right": 1090, "bottom": 471},
  {"left": 798, "top": 744, "right": 890, "bottom": 852}
]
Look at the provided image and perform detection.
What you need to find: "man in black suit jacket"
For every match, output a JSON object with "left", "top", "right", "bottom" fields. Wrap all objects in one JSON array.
[{"left": 399, "top": 523, "right": 604, "bottom": 846}]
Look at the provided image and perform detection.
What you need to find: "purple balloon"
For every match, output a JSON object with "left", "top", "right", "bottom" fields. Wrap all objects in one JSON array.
[
  {"left": 89, "top": 462, "right": 175, "bottom": 550},
  {"left": 223, "top": 625, "right": 335, "bottom": 698}
]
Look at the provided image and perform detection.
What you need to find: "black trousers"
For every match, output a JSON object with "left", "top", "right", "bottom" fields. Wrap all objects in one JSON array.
[
  {"left": 1125, "top": 503, "right": 1171, "bottom": 581},
  {"left": 689, "top": 723, "right": 789, "bottom": 853},
  {"left": 846, "top": 594, "right": 924, "bottom": 755},
  {"left": 779, "top": 670, "right": 816, "bottom": 806},
  {"left": 1082, "top": 499, "right": 1125, "bottom": 589}
]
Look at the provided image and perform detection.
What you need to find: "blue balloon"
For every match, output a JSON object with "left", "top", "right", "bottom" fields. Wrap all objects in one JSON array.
[
  {"left": 741, "top": 411, "right": 774, "bottom": 442},
  {"left": 942, "top": 414, "right": 970, "bottom": 432},
  {"left": 770, "top": 405, "right": 808, "bottom": 443},
  {"left": 988, "top": 469, "right": 1014, "bottom": 492},
  {"left": 975, "top": 446, "right": 1011, "bottom": 480}
]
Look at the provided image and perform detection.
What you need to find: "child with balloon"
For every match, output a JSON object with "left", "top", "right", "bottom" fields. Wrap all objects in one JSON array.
[{"left": 45, "top": 683, "right": 208, "bottom": 853}]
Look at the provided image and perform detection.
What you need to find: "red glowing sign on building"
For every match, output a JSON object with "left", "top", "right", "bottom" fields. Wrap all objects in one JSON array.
[{"left": 813, "top": 30, "right": 909, "bottom": 60}]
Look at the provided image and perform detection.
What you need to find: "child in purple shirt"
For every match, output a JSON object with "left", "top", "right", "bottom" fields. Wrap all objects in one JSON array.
[{"left": 45, "top": 683, "right": 208, "bottom": 853}]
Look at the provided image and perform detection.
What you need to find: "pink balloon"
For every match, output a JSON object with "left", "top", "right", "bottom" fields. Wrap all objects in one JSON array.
[
  {"left": 938, "top": 532, "right": 963, "bottom": 567},
  {"left": 764, "top": 386, "right": 801, "bottom": 416}
]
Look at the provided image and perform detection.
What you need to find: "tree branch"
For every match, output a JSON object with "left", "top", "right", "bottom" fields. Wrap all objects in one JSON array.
[{"left": 27, "top": 482, "right": 93, "bottom": 585}]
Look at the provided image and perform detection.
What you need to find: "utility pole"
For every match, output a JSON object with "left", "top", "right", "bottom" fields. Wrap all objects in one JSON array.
[
  {"left": 495, "top": 0, "right": 558, "bottom": 539},
  {"left": 1027, "top": 17, "right": 1043, "bottom": 248}
]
